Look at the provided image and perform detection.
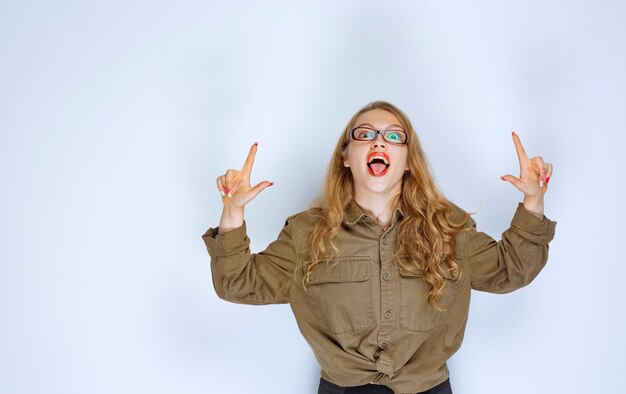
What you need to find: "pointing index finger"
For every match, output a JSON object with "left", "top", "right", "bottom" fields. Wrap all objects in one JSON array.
[
  {"left": 512, "top": 131, "right": 528, "bottom": 164},
  {"left": 241, "top": 142, "right": 258, "bottom": 175}
]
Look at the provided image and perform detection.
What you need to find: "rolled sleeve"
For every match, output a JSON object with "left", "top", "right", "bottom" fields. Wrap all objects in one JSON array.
[
  {"left": 202, "top": 222, "right": 249, "bottom": 263},
  {"left": 509, "top": 203, "right": 557, "bottom": 245}
]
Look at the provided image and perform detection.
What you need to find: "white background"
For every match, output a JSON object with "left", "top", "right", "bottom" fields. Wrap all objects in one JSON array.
[{"left": 1, "top": 1, "right": 625, "bottom": 393}]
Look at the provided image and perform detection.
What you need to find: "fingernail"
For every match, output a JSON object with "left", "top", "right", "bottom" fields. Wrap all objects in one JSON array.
[
  {"left": 220, "top": 190, "right": 225, "bottom": 197},
  {"left": 227, "top": 192, "right": 232, "bottom": 198},
  {"left": 511, "top": 131, "right": 516, "bottom": 137},
  {"left": 224, "top": 187, "right": 230, "bottom": 195},
  {"left": 500, "top": 176, "right": 507, "bottom": 181},
  {"left": 546, "top": 176, "right": 550, "bottom": 184},
  {"left": 254, "top": 141, "right": 258, "bottom": 146},
  {"left": 269, "top": 182, "right": 274, "bottom": 186}
]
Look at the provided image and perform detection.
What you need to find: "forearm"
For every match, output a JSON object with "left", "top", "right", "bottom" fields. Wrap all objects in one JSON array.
[
  {"left": 468, "top": 202, "right": 557, "bottom": 293},
  {"left": 202, "top": 217, "right": 298, "bottom": 305}
]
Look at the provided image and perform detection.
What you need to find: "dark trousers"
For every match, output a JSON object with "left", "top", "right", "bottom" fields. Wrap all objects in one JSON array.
[{"left": 318, "top": 376, "right": 453, "bottom": 394}]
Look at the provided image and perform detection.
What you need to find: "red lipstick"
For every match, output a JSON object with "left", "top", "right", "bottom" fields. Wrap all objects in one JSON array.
[{"left": 367, "top": 152, "right": 390, "bottom": 177}]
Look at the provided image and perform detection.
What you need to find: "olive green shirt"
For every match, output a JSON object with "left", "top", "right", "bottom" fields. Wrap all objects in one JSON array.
[{"left": 201, "top": 202, "right": 556, "bottom": 393}]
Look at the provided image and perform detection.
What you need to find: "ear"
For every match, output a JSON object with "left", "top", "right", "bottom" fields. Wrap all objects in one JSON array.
[{"left": 342, "top": 148, "right": 349, "bottom": 167}]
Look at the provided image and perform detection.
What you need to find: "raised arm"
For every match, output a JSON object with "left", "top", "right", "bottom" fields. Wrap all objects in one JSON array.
[
  {"left": 203, "top": 143, "right": 297, "bottom": 305},
  {"left": 468, "top": 131, "right": 557, "bottom": 293}
]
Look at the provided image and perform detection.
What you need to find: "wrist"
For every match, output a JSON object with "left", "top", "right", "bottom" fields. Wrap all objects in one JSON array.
[
  {"left": 219, "top": 206, "right": 245, "bottom": 234},
  {"left": 522, "top": 195, "right": 544, "bottom": 219}
]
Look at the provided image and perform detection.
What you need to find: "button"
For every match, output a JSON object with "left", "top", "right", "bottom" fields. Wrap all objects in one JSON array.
[
  {"left": 382, "top": 272, "right": 390, "bottom": 281},
  {"left": 381, "top": 342, "right": 389, "bottom": 349},
  {"left": 381, "top": 237, "right": 388, "bottom": 245},
  {"left": 384, "top": 310, "right": 392, "bottom": 319}
]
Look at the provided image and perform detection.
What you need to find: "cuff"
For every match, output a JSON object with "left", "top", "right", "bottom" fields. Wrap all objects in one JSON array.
[
  {"left": 201, "top": 221, "right": 248, "bottom": 257},
  {"left": 510, "top": 203, "right": 557, "bottom": 245}
]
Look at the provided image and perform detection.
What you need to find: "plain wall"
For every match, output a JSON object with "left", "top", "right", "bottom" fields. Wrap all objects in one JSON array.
[{"left": 1, "top": 1, "right": 625, "bottom": 393}]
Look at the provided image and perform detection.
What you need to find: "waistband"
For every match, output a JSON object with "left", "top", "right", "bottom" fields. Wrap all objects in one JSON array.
[{"left": 318, "top": 376, "right": 452, "bottom": 394}]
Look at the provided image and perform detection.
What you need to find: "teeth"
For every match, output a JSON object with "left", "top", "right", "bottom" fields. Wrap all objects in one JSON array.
[{"left": 368, "top": 154, "right": 389, "bottom": 165}]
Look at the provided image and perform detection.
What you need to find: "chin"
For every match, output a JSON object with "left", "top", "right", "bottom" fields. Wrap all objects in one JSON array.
[
  {"left": 365, "top": 179, "right": 400, "bottom": 193},
  {"left": 352, "top": 171, "right": 402, "bottom": 193}
]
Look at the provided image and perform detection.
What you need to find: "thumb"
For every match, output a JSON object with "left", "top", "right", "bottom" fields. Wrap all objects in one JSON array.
[
  {"left": 249, "top": 181, "right": 274, "bottom": 199},
  {"left": 500, "top": 175, "right": 524, "bottom": 190}
]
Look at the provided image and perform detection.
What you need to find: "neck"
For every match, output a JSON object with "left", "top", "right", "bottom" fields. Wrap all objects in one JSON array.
[{"left": 353, "top": 186, "right": 401, "bottom": 229}]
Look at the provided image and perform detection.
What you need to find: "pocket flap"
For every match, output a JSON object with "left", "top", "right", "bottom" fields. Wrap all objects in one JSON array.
[
  {"left": 399, "top": 267, "right": 456, "bottom": 280},
  {"left": 306, "top": 256, "right": 370, "bottom": 284},
  {"left": 398, "top": 269, "right": 424, "bottom": 278}
]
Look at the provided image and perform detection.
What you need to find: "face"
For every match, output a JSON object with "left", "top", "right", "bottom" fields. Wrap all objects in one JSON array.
[{"left": 342, "top": 109, "right": 409, "bottom": 194}]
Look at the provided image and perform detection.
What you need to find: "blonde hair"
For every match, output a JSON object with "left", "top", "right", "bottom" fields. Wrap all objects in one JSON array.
[{"left": 303, "top": 101, "right": 470, "bottom": 309}]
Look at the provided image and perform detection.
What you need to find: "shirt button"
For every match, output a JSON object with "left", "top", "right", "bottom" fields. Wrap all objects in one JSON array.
[
  {"left": 381, "top": 342, "right": 389, "bottom": 349},
  {"left": 382, "top": 272, "right": 390, "bottom": 281},
  {"left": 384, "top": 310, "right": 392, "bottom": 320}
]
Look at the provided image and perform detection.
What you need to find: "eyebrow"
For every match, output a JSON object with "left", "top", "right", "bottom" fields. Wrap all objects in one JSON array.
[{"left": 356, "top": 122, "right": 405, "bottom": 130}]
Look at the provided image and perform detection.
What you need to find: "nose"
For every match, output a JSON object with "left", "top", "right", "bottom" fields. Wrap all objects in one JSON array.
[{"left": 370, "top": 133, "right": 387, "bottom": 149}]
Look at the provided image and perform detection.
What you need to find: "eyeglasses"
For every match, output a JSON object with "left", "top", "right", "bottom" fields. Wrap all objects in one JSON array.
[{"left": 350, "top": 126, "right": 408, "bottom": 144}]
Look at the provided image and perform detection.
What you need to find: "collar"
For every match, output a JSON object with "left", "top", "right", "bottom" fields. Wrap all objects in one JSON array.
[{"left": 344, "top": 200, "right": 405, "bottom": 226}]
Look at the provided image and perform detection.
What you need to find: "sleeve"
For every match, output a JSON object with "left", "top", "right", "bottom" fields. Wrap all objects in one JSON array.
[
  {"left": 465, "top": 202, "right": 557, "bottom": 294},
  {"left": 201, "top": 216, "right": 298, "bottom": 305}
]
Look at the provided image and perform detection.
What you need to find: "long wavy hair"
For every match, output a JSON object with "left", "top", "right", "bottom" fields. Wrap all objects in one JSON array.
[{"left": 303, "top": 100, "right": 470, "bottom": 309}]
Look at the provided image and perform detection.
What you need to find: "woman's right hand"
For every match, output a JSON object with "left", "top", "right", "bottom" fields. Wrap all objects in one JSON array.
[{"left": 216, "top": 142, "right": 273, "bottom": 210}]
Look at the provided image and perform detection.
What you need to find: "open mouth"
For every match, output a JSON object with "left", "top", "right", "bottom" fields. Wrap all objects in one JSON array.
[{"left": 367, "top": 152, "right": 390, "bottom": 177}]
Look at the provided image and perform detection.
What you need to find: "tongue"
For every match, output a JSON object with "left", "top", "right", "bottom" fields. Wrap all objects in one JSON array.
[{"left": 370, "top": 163, "right": 387, "bottom": 175}]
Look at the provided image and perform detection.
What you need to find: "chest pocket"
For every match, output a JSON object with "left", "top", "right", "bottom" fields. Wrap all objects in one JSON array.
[
  {"left": 304, "top": 256, "right": 374, "bottom": 335},
  {"left": 399, "top": 269, "right": 460, "bottom": 332}
]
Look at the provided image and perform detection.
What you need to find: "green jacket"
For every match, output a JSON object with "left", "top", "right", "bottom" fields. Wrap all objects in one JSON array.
[{"left": 202, "top": 202, "right": 557, "bottom": 393}]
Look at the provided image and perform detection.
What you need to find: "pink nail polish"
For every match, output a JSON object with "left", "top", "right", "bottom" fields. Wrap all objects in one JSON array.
[
  {"left": 511, "top": 131, "right": 516, "bottom": 137},
  {"left": 546, "top": 176, "right": 550, "bottom": 184},
  {"left": 500, "top": 176, "right": 507, "bottom": 181}
]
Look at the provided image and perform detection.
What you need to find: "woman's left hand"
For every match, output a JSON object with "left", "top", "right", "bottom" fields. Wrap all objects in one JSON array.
[{"left": 500, "top": 131, "right": 553, "bottom": 198}]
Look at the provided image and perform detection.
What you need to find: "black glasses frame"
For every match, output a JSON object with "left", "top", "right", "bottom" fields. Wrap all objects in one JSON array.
[{"left": 350, "top": 126, "right": 408, "bottom": 145}]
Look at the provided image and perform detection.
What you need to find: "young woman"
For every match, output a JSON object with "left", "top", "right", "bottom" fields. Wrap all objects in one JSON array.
[{"left": 202, "top": 101, "right": 556, "bottom": 394}]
